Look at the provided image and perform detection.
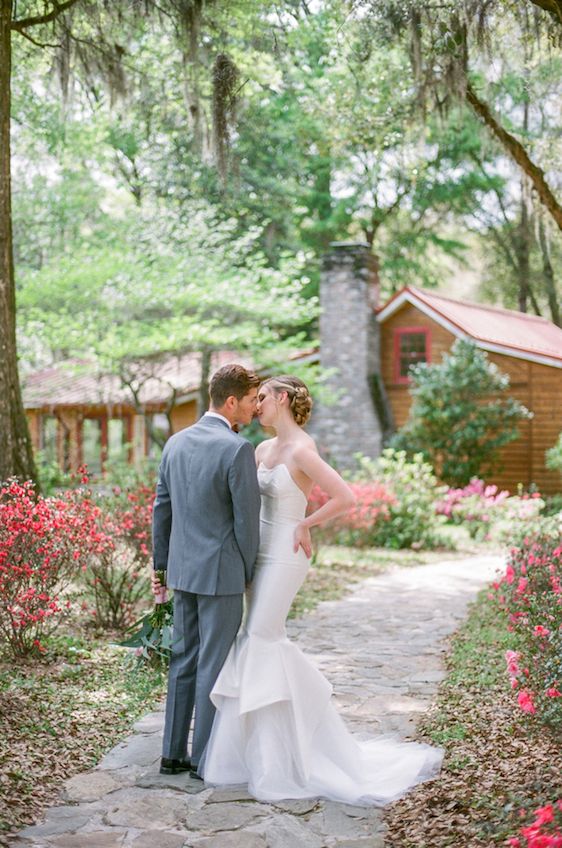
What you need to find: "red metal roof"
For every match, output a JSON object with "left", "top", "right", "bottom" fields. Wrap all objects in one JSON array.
[{"left": 378, "top": 286, "right": 562, "bottom": 366}]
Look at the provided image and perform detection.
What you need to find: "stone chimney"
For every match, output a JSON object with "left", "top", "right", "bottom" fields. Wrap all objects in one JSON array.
[{"left": 314, "top": 242, "right": 392, "bottom": 468}]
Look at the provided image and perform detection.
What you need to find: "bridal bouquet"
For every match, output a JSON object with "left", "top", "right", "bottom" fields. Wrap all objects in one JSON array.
[{"left": 118, "top": 570, "right": 174, "bottom": 669}]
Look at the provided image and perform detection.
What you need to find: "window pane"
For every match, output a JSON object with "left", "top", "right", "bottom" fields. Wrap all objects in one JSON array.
[
  {"left": 401, "top": 332, "right": 426, "bottom": 353},
  {"left": 82, "top": 419, "right": 102, "bottom": 474},
  {"left": 399, "top": 332, "right": 427, "bottom": 378}
]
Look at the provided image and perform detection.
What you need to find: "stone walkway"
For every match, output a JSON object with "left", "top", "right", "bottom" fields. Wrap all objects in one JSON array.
[{"left": 12, "top": 554, "right": 503, "bottom": 848}]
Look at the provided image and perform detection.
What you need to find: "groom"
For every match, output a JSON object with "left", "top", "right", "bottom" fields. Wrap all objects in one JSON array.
[{"left": 151, "top": 363, "right": 261, "bottom": 779}]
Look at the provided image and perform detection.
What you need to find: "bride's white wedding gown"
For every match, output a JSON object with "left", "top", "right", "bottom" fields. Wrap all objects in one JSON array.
[{"left": 201, "top": 462, "right": 443, "bottom": 804}]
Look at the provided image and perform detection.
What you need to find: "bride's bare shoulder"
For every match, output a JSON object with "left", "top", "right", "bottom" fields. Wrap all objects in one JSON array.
[
  {"left": 255, "top": 437, "right": 277, "bottom": 465},
  {"left": 291, "top": 433, "right": 320, "bottom": 465}
]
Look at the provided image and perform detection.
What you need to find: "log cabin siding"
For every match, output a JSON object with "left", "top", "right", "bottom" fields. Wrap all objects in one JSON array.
[
  {"left": 380, "top": 305, "right": 562, "bottom": 495},
  {"left": 381, "top": 306, "right": 455, "bottom": 430}
]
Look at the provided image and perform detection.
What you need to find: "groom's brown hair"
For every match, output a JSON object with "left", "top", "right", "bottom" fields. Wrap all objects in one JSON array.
[{"left": 209, "top": 363, "right": 260, "bottom": 407}]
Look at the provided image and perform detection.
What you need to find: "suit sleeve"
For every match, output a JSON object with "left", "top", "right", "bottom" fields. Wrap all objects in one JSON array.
[
  {"left": 152, "top": 448, "right": 172, "bottom": 573},
  {"left": 228, "top": 440, "right": 261, "bottom": 584}
]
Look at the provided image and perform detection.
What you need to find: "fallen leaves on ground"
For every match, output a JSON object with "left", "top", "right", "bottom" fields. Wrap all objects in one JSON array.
[
  {"left": 383, "top": 593, "right": 560, "bottom": 847},
  {"left": 0, "top": 638, "right": 164, "bottom": 847}
]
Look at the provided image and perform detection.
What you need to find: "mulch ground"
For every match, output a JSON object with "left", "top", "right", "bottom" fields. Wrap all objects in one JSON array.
[
  {"left": 383, "top": 593, "right": 560, "bottom": 847},
  {"left": 0, "top": 640, "right": 164, "bottom": 846}
]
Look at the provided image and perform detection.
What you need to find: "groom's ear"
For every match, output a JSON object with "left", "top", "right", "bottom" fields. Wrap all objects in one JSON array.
[{"left": 223, "top": 395, "right": 238, "bottom": 417}]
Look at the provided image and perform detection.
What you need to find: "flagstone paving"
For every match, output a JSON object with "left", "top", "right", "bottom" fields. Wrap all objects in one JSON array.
[{"left": 11, "top": 553, "right": 503, "bottom": 848}]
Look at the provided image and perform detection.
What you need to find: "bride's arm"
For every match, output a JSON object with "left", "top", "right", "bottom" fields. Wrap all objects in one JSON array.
[{"left": 292, "top": 447, "right": 355, "bottom": 556}]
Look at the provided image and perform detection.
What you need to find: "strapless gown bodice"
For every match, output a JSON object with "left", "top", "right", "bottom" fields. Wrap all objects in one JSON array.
[
  {"left": 255, "top": 462, "right": 309, "bottom": 574},
  {"left": 201, "top": 463, "right": 443, "bottom": 804}
]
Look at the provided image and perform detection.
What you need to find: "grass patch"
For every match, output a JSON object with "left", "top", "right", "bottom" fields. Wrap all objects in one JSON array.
[
  {"left": 383, "top": 591, "right": 560, "bottom": 847},
  {"left": 0, "top": 633, "right": 165, "bottom": 845}
]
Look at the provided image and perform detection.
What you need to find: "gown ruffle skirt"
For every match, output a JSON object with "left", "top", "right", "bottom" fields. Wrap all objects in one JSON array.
[{"left": 200, "top": 463, "right": 443, "bottom": 805}]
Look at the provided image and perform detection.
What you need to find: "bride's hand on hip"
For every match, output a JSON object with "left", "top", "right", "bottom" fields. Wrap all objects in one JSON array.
[{"left": 294, "top": 522, "right": 312, "bottom": 558}]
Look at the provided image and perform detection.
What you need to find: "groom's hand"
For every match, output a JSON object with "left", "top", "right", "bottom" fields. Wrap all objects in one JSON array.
[
  {"left": 151, "top": 570, "right": 167, "bottom": 602},
  {"left": 294, "top": 522, "right": 312, "bottom": 559}
]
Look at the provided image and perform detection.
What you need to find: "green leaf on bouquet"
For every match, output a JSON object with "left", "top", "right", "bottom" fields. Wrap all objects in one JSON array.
[{"left": 116, "top": 617, "right": 153, "bottom": 648}]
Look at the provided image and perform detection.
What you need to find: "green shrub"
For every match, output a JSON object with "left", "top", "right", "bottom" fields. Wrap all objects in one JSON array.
[
  {"left": 355, "top": 449, "right": 448, "bottom": 549},
  {"left": 391, "top": 339, "right": 532, "bottom": 486},
  {"left": 35, "top": 450, "right": 74, "bottom": 496},
  {"left": 546, "top": 432, "right": 562, "bottom": 476},
  {"left": 543, "top": 493, "right": 562, "bottom": 517}
]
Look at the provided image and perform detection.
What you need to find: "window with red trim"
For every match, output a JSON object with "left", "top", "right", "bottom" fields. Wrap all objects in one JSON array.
[{"left": 394, "top": 328, "right": 430, "bottom": 383}]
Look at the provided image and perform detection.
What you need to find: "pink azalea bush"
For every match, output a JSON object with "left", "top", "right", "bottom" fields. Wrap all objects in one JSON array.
[
  {"left": 492, "top": 493, "right": 548, "bottom": 546},
  {"left": 492, "top": 535, "right": 562, "bottom": 727},
  {"left": 308, "top": 481, "right": 395, "bottom": 547},
  {"left": 0, "top": 470, "right": 156, "bottom": 656},
  {"left": 507, "top": 800, "right": 562, "bottom": 848},
  {"left": 0, "top": 476, "right": 113, "bottom": 657},
  {"left": 309, "top": 449, "right": 448, "bottom": 549},
  {"left": 78, "top": 475, "right": 154, "bottom": 630},
  {"left": 435, "top": 477, "right": 509, "bottom": 519},
  {"left": 435, "top": 478, "right": 545, "bottom": 542},
  {"left": 435, "top": 477, "right": 509, "bottom": 539}
]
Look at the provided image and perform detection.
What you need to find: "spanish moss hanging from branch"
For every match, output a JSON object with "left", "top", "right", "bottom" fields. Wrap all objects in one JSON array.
[{"left": 212, "top": 51, "right": 239, "bottom": 186}]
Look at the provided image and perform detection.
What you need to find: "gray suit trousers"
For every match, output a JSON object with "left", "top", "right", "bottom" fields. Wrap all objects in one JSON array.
[{"left": 162, "top": 589, "right": 243, "bottom": 767}]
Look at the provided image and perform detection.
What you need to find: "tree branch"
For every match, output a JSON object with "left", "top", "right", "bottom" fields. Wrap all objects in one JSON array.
[
  {"left": 11, "top": 0, "right": 82, "bottom": 32},
  {"left": 16, "top": 29, "right": 61, "bottom": 48},
  {"left": 527, "top": 0, "right": 562, "bottom": 26},
  {"left": 466, "top": 81, "right": 562, "bottom": 231}
]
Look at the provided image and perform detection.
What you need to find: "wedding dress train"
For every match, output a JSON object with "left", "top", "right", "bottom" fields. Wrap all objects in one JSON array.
[{"left": 200, "top": 462, "right": 443, "bottom": 804}]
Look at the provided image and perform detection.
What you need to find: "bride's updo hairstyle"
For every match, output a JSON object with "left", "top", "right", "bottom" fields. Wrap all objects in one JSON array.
[{"left": 262, "top": 375, "right": 313, "bottom": 427}]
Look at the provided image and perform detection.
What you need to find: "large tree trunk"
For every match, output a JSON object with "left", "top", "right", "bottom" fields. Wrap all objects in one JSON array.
[
  {"left": 198, "top": 347, "right": 212, "bottom": 419},
  {"left": 0, "top": 1, "right": 38, "bottom": 485},
  {"left": 466, "top": 82, "right": 562, "bottom": 232}
]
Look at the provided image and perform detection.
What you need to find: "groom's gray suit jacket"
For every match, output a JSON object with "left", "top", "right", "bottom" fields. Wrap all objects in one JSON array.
[{"left": 152, "top": 415, "right": 261, "bottom": 595}]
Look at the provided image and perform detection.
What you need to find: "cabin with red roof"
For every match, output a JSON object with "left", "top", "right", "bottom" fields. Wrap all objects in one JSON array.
[
  {"left": 314, "top": 242, "right": 562, "bottom": 496},
  {"left": 376, "top": 286, "right": 562, "bottom": 495}
]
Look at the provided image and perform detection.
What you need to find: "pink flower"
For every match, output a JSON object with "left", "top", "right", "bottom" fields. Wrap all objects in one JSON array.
[
  {"left": 533, "top": 625, "right": 550, "bottom": 638},
  {"left": 517, "top": 690, "right": 536, "bottom": 714},
  {"left": 505, "top": 650, "right": 521, "bottom": 675},
  {"left": 533, "top": 804, "right": 554, "bottom": 826},
  {"left": 546, "top": 688, "right": 562, "bottom": 698}
]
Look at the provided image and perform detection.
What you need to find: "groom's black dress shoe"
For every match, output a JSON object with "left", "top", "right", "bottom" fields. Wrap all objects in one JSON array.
[
  {"left": 160, "top": 757, "right": 191, "bottom": 775},
  {"left": 189, "top": 767, "right": 203, "bottom": 781}
]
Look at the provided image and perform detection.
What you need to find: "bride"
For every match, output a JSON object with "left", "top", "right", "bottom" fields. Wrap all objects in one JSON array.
[{"left": 200, "top": 375, "right": 443, "bottom": 804}]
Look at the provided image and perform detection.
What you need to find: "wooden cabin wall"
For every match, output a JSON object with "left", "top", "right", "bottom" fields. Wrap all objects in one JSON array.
[
  {"left": 380, "top": 306, "right": 562, "bottom": 495},
  {"left": 528, "top": 362, "right": 562, "bottom": 495},
  {"left": 380, "top": 305, "right": 455, "bottom": 429}
]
